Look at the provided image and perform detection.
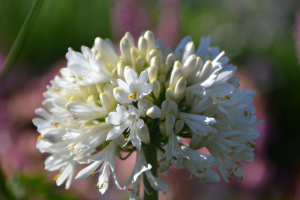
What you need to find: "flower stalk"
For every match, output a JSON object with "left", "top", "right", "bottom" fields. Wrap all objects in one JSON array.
[
  {"left": 143, "top": 143, "right": 158, "bottom": 200},
  {"left": 0, "top": 0, "right": 43, "bottom": 85}
]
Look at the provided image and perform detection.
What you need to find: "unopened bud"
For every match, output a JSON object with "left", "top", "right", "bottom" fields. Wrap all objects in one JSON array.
[
  {"left": 87, "top": 95, "right": 97, "bottom": 105},
  {"left": 124, "top": 32, "right": 134, "bottom": 47},
  {"left": 138, "top": 36, "right": 148, "bottom": 59},
  {"left": 182, "top": 41, "right": 195, "bottom": 63},
  {"left": 160, "top": 100, "right": 172, "bottom": 120},
  {"left": 140, "top": 125, "right": 150, "bottom": 144},
  {"left": 174, "top": 77, "right": 187, "bottom": 102},
  {"left": 166, "top": 53, "right": 175, "bottom": 68},
  {"left": 169, "top": 66, "right": 183, "bottom": 89},
  {"left": 182, "top": 55, "right": 197, "bottom": 78},
  {"left": 185, "top": 91, "right": 194, "bottom": 106},
  {"left": 135, "top": 56, "right": 145, "bottom": 73},
  {"left": 150, "top": 56, "right": 159, "bottom": 70},
  {"left": 147, "top": 105, "right": 161, "bottom": 119},
  {"left": 131, "top": 46, "right": 140, "bottom": 71},
  {"left": 149, "top": 50, "right": 159, "bottom": 65},
  {"left": 170, "top": 101, "right": 179, "bottom": 118},
  {"left": 165, "top": 87, "right": 174, "bottom": 100},
  {"left": 120, "top": 37, "right": 131, "bottom": 65},
  {"left": 144, "top": 31, "right": 155, "bottom": 61},
  {"left": 159, "top": 122, "right": 166, "bottom": 136},
  {"left": 100, "top": 92, "right": 111, "bottom": 112},
  {"left": 148, "top": 66, "right": 158, "bottom": 82},
  {"left": 166, "top": 114, "right": 175, "bottom": 136},
  {"left": 159, "top": 64, "right": 169, "bottom": 75},
  {"left": 138, "top": 99, "right": 149, "bottom": 118},
  {"left": 175, "top": 120, "right": 184, "bottom": 134},
  {"left": 117, "top": 62, "right": 125, "bottom": 80},
  {"left": 152, "top": 80, "right": 160, "bottom": 99}
]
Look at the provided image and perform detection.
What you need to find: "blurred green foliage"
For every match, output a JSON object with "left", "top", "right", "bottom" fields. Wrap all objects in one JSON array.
[
  {"left": 5, "top": 174, "right": 80, "bottom": 200},
  {"left": 0, "top": 0, "right": 112, "bottom": 72}
]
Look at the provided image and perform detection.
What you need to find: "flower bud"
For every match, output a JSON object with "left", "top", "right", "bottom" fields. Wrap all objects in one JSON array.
[
  {"left": 185, "top": 91, "right": 194, "bottom": 106},
  {"left": 117, "top": 62, "right": 125, "bottom": 80},
  {"left": 159, "top": 63, "right": 169, "bottom": 75},
  {"left": 182, "top": 55, "right": 197, "bottom": 78},
  {"left": 138, "top": 99, "right": 149, "bottom": 118},
  {"left": 100, "top": 92, "right": 111, "bottom": 112},
  {"left": 135, "top": 56, "right": 145, "bottom": 73},
  {"left": 174, "top": 61, "right": 182, "bottom": 69},
  {"left": 170, "top": 101, "right": 179, "bottom": 118},
  {"left": 165, "top": 114, "right": 175, "bottom": 136},
  {"left": 95, "top": 37, "right": 119, "bottom": 67},
  {"left": 124, "top": 32, "right": 134, "bottom": 47},
  {"left": 140, "top": 125, "right": 150, "bottom": 144},
  {"left": 169, "top": 66, "right": 183, "bottom": 89},
  {"left": 165, "top": 87, "right": 174, "bottom": 100},
  {"left": 150, "top": 56, "right": 159, "bottom": 70},
  {"left": 191, "top": 96, "right": 201, "bottom": 108},
  {"left": 166, "top": 53, "right": 175, "bottom": 68},
  {"left": 175, "top": 119, "right": 184, "bottom": 134},
  {"left": 152, "top": 80, "right": 160, "bottom": 99},
  {"left": 160, "top": 100, "right": 172, "bottom": 120},
  {"left": 158, "top": 74, "right": 166, "bottom": 86},
  {"left": 182, "top": 41, "right": 195, "bottom": 63},
  {"left": 120, "top": 37, "right": 131, "bottom": 65},
  {"left": 147, "top": 105, "right": 161, "bottom": 119},
  {"left": 138, "top": 36, "right": 148, "bottom": 59},
  {"left": 87, "top": 94, "right": 97, "bottom": 105},
  {"left": 194, "top": 60, "right": 212, "bottom": 84},
  {"left": 174, "top": 77, "right": 187, "bottom": 102},
  {"left": 176, "top": 49, "right": 183, "bottom": 62},
  {"left": 186, "top": 57, "right": 203, "bottom": 84},
  {"left": 91, "top": 46, "right": 98, "bottom": 57},
  {"left": 144, "top": 30, "right": 155, "bottom": 61},
  {"left": 148, "top": 66, "right": 158, "bottom": 82},
  {"left": 131, "top": 46, "right": 140, "bottom": 71},
  {"left": 149, "top": 50, "right": 159, "bottom": 65},
  {"left": 159, "top": 122, "right": 166, "bottom": 136}
]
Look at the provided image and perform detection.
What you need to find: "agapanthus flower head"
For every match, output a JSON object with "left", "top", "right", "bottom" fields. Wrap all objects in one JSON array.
[{"left": 33, "top": 30, "right": 262, "bottom": 199}]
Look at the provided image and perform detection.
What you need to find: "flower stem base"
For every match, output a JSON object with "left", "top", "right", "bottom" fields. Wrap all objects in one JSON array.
[{"left": 143, "top": 143, "right": 158, "bottom": 200}]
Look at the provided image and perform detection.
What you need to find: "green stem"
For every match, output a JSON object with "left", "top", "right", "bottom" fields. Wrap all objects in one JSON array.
[
  {"left": 0, "top": 0, "right": 43, "bottom": 85},
  {"left": 143, "top": 144, "right": 158, "bottom": 200}
]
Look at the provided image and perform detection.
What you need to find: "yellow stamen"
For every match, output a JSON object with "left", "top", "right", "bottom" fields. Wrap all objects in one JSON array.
[
  {"left": 240, "top": 176, "right": 244, "bottom": 181},
  {"left": 224, "top": 95, "right": 230, "bottom": 100},
  {"left": 202, "top": 177, "right": 206, "bottom": 181},
  {"left": 236, "top": 161, "right": 240, "bottom": 165},
  {"left": 244, "top": 111, "right": 248, "bottom": 117},
  {"left": 148, "top": 192, "right": 153, "bottom": 195},
  {"left": 50, "top": 86, "right": 60, "bottom": 91},
  {"left": 104, "top": 180, "right": 108, "bottom": 183},
  {"left": 127, "top": 189, "right": 133, "bottom": 191},
  {"left": 53, "top": 173, "right": 60, "bottom": 181},
  {"left": 37, "top": 134, "right": 42, "bottom": 142},
  {"left": 128, "top": 92, "right": 137, "bottom": 100},
  {"left": 92, "top": 172, "right": 95, "bottom": 176},
  {"left": 136, "top": 190, "right": 139, "bottom": 196}
]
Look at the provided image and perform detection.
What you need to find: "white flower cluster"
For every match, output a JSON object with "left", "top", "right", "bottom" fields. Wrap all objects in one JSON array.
[{"left": 33, "top": 31, "right": 262, "bottom": 199}]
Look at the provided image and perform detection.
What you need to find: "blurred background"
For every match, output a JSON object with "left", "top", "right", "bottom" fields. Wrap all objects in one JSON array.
[{"left": 0, "top": 0, "right": 300, "bottom": 199}]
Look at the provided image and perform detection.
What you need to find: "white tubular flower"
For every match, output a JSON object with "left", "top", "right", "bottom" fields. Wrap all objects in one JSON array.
[
  {"left": 107, "top": 104, "right": 148, "bottom": 150},
  {"left": 114, "top": 68, "right": 153, "bottom": 103},
  {"left": 181, "top": 146, "right": 220, "bottom": 184},
  {"left": 34, "top": 30, "right": 262, "bottom": 198},
  {"left": 124, "top": 149, "right": 168, "bottom": 199},
  {"left": 45, "top": 155, "right": 77, "bottom": 189},
  {"left": 75, "top": 141, "right": 122, "bottom": 194}
]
